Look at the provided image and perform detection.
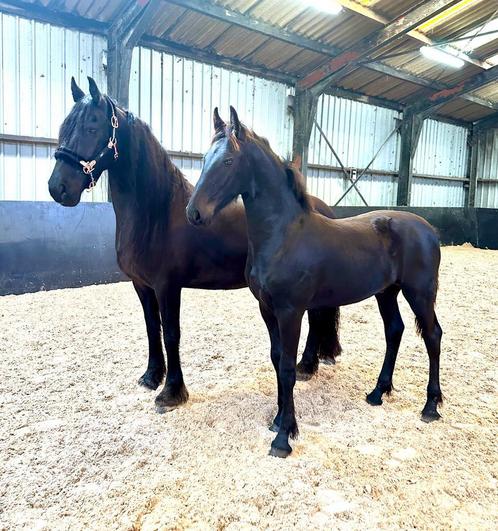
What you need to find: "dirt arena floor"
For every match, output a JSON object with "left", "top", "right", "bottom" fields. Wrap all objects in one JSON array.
[{"left": 0, "top": 245, "right": 497, "bottom": 530}]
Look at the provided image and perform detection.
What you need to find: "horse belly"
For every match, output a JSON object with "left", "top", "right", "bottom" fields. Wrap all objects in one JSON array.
[{"left": 313, "top": 258, "right": 396, "bottom": 308}]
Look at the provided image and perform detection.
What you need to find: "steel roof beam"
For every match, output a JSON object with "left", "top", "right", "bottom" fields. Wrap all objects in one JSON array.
[
  {"left": 405, "top": 65, "right": 498, "bottom": 118},
  {"left": 366, "top": 62, "right": 498, "bottom": 111},
  {"left": 336, "top": 0, "right": 490, "bottom": 70},
  {"left": 298, "top": 0, "right": 463, "bottom": 92}
]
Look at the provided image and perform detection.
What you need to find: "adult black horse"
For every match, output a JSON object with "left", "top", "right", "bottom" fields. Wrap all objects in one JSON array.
[
  {"left": 48, "top": 77, "right": 341, "bottom": 412},
  {"left": 187, "top": 107, "right": 443, "bottom": 458}
]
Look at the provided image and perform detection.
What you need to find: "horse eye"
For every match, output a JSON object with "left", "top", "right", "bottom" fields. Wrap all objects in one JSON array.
[
  {"left": 224, "top": 158, "right": 233, "bottom": 166},
  {"left": 87, "top": 128, "right": 97, "bottom": 135}
]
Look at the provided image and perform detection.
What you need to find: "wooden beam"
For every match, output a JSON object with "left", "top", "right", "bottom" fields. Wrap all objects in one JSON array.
[
  {"left": 141, "top": 35, "right": 297, "bottom": 85},
  {"left": 166, "top": 0, "right": 343, "bottom": 57},
  {"left": 291, "top": 90, "right": 319, "bottom": 177},
  {"left": 0, "top": 0, "right": 108, "bottom": 34},
  {"left": 397, "top": 114, "right": 424, "bottom": 206},
  {"left": 325, "top": 86, "right": 404, "bottom": 112},
  {"left": 298, "top": 0, "right": 463, "bottom": 92},
  {"left": 474, "top": 112, "right": 498, "bottom": 131},
  {"left": 107, "top": 0, "right": 162, "bottom": 106},
  {"left": 406, "top": 66, "right": 498, "bottom": 118}
]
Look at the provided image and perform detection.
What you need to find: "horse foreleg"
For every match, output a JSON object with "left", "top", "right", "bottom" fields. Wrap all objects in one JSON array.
[
  {"left": 259, "top": 303, "right": 283, "bottom": 432},
  {"left": 133, "top": 281, "right": 165, "bottom": 390},
  {"left": 154, "top": 286, "right": 189, "bottom": 413},
  {"left": 270, "top": 308, "right": 303, "bottom": 459}
]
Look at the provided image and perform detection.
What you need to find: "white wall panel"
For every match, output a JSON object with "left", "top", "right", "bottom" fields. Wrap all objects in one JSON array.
[
  {"left": 476, "top": 182, "right": 498, "bottom": 208},
  {"left": 129, "top": 46, "right": 293, "bottom": 162},
  {"left": 413, "top": 119, "right": 469, "bottom": 178},
  {"left": 476, "top": 128, "right": 498, "bottom": 181},
  {"left": 0, "top": 12, "right": 107, "bottom": 201},
  {"left": 0, "top": 141, "right": 108, "bottom": 202},
  {"left": 307, "top": 166, "right": 397, "bottom": 207},
  {"left": 411, "top": 177, "right": 466, "bottom": 207},
  {"left": 309, "top": 94, "right": 401, "bottom": 173}
]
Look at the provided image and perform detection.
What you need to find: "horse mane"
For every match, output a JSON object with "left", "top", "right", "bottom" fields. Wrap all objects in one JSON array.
[{"left": 213, "top": 123, "right": 311, "bottom": 212}]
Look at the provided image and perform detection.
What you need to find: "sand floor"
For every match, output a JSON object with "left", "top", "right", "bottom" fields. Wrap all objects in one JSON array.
[{"left": 0, "top": 246, "right": 497, "bottom": 530}]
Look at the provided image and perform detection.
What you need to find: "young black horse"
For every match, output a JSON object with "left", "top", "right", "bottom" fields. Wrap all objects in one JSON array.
[
  {"left": 187, "top": 107, "right": 443, "bottom": 458},
  {"left": 48, "top": 78, "right": 342, "bottom": 412}
]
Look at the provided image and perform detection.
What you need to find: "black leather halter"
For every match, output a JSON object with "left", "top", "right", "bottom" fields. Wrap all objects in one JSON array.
[{"left": 54, "top": 96, "right": 120, "bottom": 191}]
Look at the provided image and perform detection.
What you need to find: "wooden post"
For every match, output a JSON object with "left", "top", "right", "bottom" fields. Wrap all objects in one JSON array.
[
  {"left": 106, "top": 0, "right": 162, "bottom": 106},
  {"left": 292, "top": 89, "right": 319, "bottom": 178},
  {"left": 106, "top": 37, "right": 134, "bottom": 107},
  {"left": 467, "top": 126, "right": 479, "bottom": 208},
  {"left": 396, "top": 113, "right": 423, "bottom": 206}
]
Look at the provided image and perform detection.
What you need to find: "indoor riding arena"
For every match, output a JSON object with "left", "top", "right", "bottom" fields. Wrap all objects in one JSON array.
[{"left": 1, "top": 1, "right": 497, "bottom": 530}]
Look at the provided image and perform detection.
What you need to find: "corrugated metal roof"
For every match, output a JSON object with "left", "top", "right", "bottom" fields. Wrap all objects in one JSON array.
[{"left": 4, "top": 0, "right": 498, "bottom": 122}]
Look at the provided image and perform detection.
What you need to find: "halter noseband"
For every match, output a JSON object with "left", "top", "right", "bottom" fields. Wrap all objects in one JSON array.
[{"left": 54, "top": 96, "right": 119, "bottom": 191}]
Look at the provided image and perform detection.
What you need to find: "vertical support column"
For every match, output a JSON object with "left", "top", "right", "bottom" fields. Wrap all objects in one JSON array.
[
  {"left": 106, "top": 0, "right": 161, "bottom": 107},
  {"left": 106, "top": 36, "right": 134, "bottom": 107},
  {"left": 292, "top": 89, "right": 319, "bottom": 178},
  {"left": 467, "top": 125, "right": 479, "bottom": 208},
  {"left": 396, "top": 113, "right": 423, "bottom": 206}
]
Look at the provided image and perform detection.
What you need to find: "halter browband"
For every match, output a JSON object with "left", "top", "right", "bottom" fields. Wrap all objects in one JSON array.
[{"left": 54, "top": 96, "right": 119, "bottom": 191}]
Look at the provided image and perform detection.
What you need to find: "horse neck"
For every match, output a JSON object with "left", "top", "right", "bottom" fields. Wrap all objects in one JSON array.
[
  {"left": 108, "top": 117, "right": 192, "bottom": 227},
  {"left": 242, "top": 146, "right": 306, "bottom": 253}
]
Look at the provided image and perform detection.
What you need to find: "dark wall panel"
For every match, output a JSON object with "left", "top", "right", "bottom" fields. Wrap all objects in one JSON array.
[
  {"left": 0, "top": 201, "right": 125, "bottom": 295},
  {"left": 1, "top": 202, "right": 497, "bottom": 295}
]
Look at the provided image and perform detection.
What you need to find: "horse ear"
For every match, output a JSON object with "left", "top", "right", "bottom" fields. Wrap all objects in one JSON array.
[
  {"left": 229, "top": 105, "right": 242, "bottom": 139},
  {"left": 213, "top": 107, "right": 226, "bottom": 133},
  {"left": 71, "top": 76, "right": 85, "bottom": 102},
  {"left": 87, "top": 76, "right": 102, "bottom": 105}
]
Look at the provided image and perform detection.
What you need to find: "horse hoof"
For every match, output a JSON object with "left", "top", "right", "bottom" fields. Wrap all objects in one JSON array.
[
  {"left": 421, "top": 410, "right": 441, "bottom": 423},
  {"left": 155, "top": 383, "right": 189, "bottom": 413},
  {"left": 138, "top": 370, "right": 164, "bottom": 390},
  {"left": 366, "top": 390, "right": 383, "bottom": 406},
  {"left": 296, "top": 370, "right": 314, "bottom": 381},
  {"left": 269, "top": 422, "right": 280, "bottom": 433},
  {"left": 269, "top": 445, "right": 292, "bottom": 458},
  {"left": 320, "top": 356, "right": 336, "bottom": 365}
]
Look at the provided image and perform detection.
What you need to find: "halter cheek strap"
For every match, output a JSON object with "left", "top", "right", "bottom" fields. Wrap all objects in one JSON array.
[{"left": 54, "top": 97, "right": 120, "bottom": 191}]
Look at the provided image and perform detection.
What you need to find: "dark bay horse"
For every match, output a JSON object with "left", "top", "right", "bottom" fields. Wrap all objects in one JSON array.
[
  {"left": 187, "top": 106, "right": 443, "bottom": 458},
  {"left": 48, "top": 78, "right": 341, "bottom": 412}
]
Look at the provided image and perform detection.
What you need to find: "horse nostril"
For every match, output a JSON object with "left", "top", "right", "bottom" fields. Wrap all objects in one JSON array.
[{"left": 59, "top": 184, "right": 66, "bottom": 194}]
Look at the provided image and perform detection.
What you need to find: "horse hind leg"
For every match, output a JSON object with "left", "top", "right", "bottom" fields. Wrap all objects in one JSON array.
[
  {"left": 319, "top": 306, "right": 341, "bottom": 364},
  {"left": 296, "top": 309, "right": 322, "bottom": 380},
  {"left": 297, "top": 307, "right": 341, "bottom": 380},
  {"left": 402, "top": 287, "right": 443, "bottom": 422},
  {"left": 367, "top": 286, "right": 404, "bottom": 406}
]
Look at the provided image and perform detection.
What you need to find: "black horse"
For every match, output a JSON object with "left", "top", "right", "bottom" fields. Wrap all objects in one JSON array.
[
  {"left": 48, "top": 78, "right": 341, "bottom": 412},
  {"left": 187, "top": 107, "right": 443, "bottom": 458}
]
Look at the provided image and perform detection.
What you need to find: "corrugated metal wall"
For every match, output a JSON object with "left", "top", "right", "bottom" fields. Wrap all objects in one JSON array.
[
  {"left": 476, "top": 128, "right": 498, "bottom": 208},
  {"left": 307, "top": 94, "right": 400, "bottom": 206},
  {"left": 128, "top": 46, "right": 293, "bottom": 184},
  {"left": 2, "top": 11, "right": 498, "bottom": 209},
  {"left": 0, "top": 12, "right": 108, "bottom": 201},
  {"left": 411, "top": 119, "right": 468, "bottom": 207}
]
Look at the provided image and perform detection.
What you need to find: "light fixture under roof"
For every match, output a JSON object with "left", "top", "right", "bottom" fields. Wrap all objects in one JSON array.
[
  {"left": 304, "top": 0, "right": 343, "bottom": 16},
  {"left": 420, "top": 46, "right": 466, "bottom": 68}
]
